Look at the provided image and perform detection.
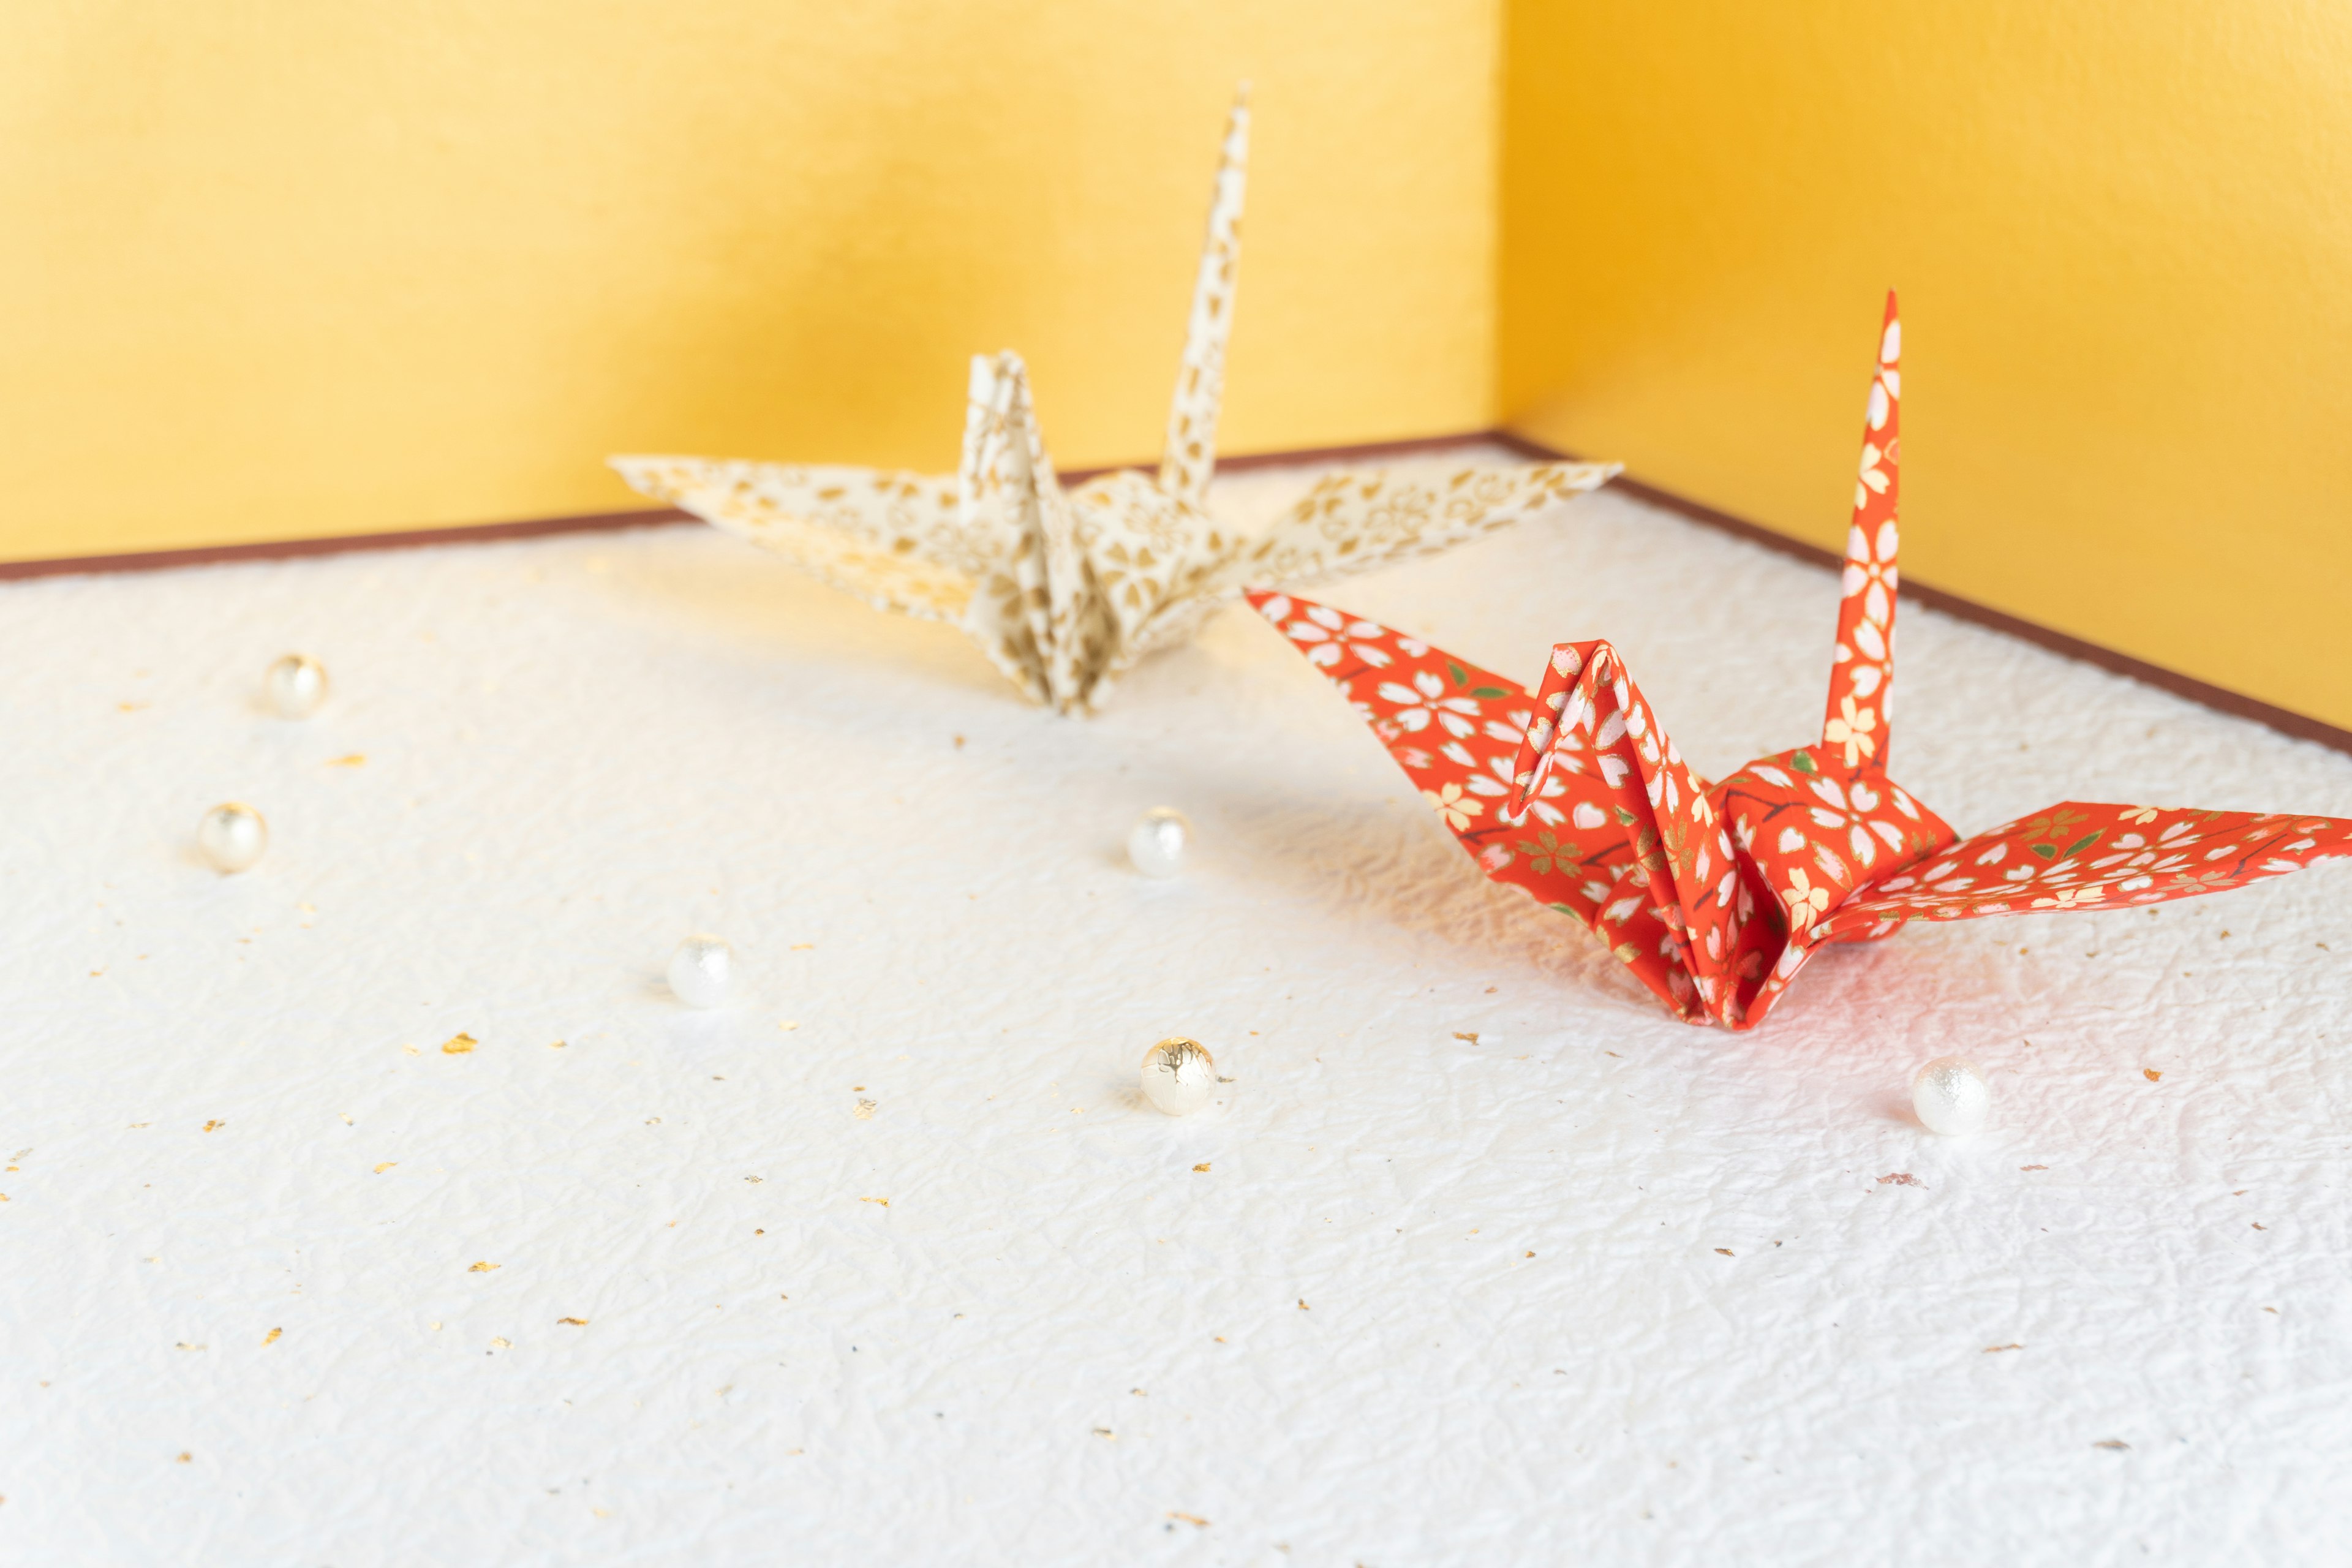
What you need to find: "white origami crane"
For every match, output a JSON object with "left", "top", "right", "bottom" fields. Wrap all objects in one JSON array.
[{"left": 612, "top": 89, "right": 1618, "bottom": 712}]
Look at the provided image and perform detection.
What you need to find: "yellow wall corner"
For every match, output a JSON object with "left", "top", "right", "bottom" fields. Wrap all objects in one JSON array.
[{"left": 1499, "top": 0, "right": 2352, "bottom": 731}]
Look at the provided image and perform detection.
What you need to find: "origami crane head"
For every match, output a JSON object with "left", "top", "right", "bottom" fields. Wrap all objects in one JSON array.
[
  {"left": 1251, "top": 293, "right": 2352, "bottom": 1028},
  {"left": 614, "top": 88, "right": 1617, "bottom": 712}
]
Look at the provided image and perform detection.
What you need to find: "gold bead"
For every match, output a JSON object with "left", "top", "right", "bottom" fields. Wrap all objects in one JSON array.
[{"left": 1140, "top": 1036, "right": 1216, "bottom": 1115}]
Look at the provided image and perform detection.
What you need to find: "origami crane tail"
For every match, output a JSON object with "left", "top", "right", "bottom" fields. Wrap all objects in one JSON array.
[
  {"left": 1157, "top": 85, "right": 1249, "bottom": 513},
  {"left": 1822, "top": 292, "right": 1902, "bottom": 771}
]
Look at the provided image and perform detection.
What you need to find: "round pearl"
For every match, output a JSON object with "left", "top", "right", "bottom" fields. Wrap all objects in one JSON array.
[
  {"left": 1912, "top": 1056, "right": 1990, "bottom": 1136},
  {"left": 197, "top": 802, "right": 268, "bottom": 873},
  {"left": 1140, "top": 1036, "right": 1216, "bottom": 1115},
  {"left": 265, "top": 654, "right": 330, "bottom": 718},
  {"left": 668, "top": 935, "right": 732, "bottom": 1008},
  {"left": 1127, "top": 807, "right": 1191, "bottom": 878}
]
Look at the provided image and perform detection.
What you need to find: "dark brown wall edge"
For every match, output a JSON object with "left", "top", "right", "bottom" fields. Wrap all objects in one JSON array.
[
  {"left": 0, "top": 507, "right": 696, "bottom": 581},
  {"left": 6, "top": 429, "right": 2343, "bottom": 756},
  {"left": 0, "top": 433, "right": 1490, "bottom": 584}
]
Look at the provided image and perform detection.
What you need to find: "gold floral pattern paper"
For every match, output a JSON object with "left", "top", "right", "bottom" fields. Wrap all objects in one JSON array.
[{"left": 612, "top": 89, "right": 1618, "bottom": 712}]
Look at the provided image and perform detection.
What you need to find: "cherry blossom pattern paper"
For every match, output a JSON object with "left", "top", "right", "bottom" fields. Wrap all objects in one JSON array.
[
  {"left": 611, "top": 89, "right": 1617, "bottom": 713},
  {"left": 1249, "top": 294, "right": 2352, "bottom": 1029}
]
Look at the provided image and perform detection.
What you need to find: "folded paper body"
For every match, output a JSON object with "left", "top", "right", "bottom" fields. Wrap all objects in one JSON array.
[
  {"left": 1252, "top": 295, "right": 2352, "bottom": 1028},
  {"left": 614, "top": 89, "right": 1616, "bottom": 712}
]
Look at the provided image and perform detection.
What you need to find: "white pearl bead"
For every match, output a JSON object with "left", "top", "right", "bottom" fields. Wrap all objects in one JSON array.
[
  {"left": 1140, "top": 1036, "right": 1216, "bottom": 1115},
  {"left": 1912, "top": 1055, "right": 1989, "bottom": 1136},
  {"left": 668, "top": 935, "right": 732, "bottom": 1008},
  {"left": 1126, "top": 807, "right": 1191, "bottom": 878},
  {"left": 197, "top": 803, "right": 268, "bottom": 873},
  {"left": 265, "top": 654, "right": 330, "bottom": 718}
]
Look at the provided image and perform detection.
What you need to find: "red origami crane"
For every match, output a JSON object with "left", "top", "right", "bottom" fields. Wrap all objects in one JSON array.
[{"left": 1250, "top": 293, "right": 2352, "bottom": 1029}]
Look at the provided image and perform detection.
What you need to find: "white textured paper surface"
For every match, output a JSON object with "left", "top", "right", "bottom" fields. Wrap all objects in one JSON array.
[{"left": 2, "top": 451, "right": 2348, "bottom": 1566}]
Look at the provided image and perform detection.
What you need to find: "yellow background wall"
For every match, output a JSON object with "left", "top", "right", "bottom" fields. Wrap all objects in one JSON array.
[
  {"left": 1500, "top": 1, "right": 2352, "bottom": 731},
  {"left": 9, "top": 3, "right": 2348, "bottom": 729},
  {"left": 0, "top": 2, "right": 1501, "bottom": 559}
]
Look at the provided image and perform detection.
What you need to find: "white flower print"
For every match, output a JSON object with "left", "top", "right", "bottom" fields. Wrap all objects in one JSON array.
[
  {"left": 1286, "top": 605, "right": 1395, "bottom": 670},
  {"left": 1377, "top": 669, "right": 1480, "bottom": 736},
  {"left": 1849, "top": 614, "right": 1888, "bottom": 663},
  {"left": 2031, "top": 885, "right": 2106, "bottom": 910},
  {"left": 1513, "top": 766, "right": 1575, "bottom": 827},
  {"left": 2090, "top": 848, "right": 2192, "bottom": 880},
  {"left": 1804, "top": 776, "right": 1906, "bottom": 868},
  {"left": 1841, "top": 519, "right": 1899, "bottom": 631},
  {"left": 1868, "top": 320, "right": 1901, "bottom": 426}
]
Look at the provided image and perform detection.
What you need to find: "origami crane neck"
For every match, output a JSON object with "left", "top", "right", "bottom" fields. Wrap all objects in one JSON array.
[
  {"left": 1158, "top": 86, "right": 1248, "bottom": 514},
  {"left": 1509, "top": 292, "right": 1904, "bottom": 820},
  {"left": 1823, "top": 292, "right": 1902, "bottom": 772}
]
